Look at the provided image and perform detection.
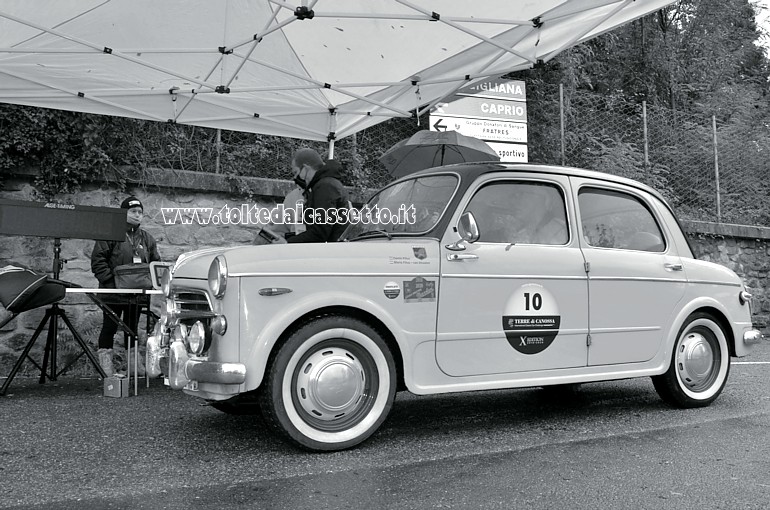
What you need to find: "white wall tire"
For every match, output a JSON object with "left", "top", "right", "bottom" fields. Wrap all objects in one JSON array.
[
  {"left": 652, "top": 312, "right": 731, "bottom": 408},
  {"left": 260, "top": 315, "right": 396, "bottom": 451}
]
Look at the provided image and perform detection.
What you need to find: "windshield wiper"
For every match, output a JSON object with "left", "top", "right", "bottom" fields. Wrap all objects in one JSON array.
[{"left": 347, "top": 229, "right": 393, "bottom": 241}]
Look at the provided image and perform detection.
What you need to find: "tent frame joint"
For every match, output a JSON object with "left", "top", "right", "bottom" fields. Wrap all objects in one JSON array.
[{"left": 294, "top": 6, "right": 315, "bottom": 20}]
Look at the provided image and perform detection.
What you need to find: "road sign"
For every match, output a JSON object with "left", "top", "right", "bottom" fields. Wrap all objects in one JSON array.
[
  {"left": 486, "top": 142, "right": 528, "bottom": 163},
  {"left": 457, "top": 79, "right": 526, "bottom": 101},
  {"left": 433, "top": 95, "right": 527, "bottom": 122},
  {"left": 430, "top": 116, "right": 527, "bottom": 144},
  {"left": 429, "top": 78, "right": 528, "bottom": 163}
]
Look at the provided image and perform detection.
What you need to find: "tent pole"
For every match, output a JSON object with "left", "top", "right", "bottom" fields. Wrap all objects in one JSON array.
[{"left": 327, "top": 106, "right": 337, "bottom": 159}]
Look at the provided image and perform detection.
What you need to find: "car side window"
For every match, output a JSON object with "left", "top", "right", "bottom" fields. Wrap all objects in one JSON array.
[
  {"left": 464, "top": 181, "right": 569, "bottom": 245},
  {"left": 578, "top": 187, "right": 665, "bottom": 252}
]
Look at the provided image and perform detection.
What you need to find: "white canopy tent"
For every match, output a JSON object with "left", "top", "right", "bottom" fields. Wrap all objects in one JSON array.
[{"left": 0, "top": 0, "right": 674, "bottom": 156}]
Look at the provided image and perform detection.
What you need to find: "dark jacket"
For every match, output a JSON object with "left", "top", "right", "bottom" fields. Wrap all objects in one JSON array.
[
  {"left": 287, "top": 160, "right": 351, "bottom": 243},
  {"left": 91, "top": 225, "right": 161, "bottom": 295}
]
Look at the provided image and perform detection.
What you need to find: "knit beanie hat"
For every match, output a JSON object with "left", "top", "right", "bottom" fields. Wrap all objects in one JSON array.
[{"left": 120, "top": 196, "right": 143, "bottom": 211}]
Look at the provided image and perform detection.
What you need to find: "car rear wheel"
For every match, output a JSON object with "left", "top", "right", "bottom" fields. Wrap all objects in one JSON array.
[
  {"left": 259, "top": 315, "right": 396, "bottom": 451},
  {"left": 652, "top": 312, "right": 730, "bottom": 408}
]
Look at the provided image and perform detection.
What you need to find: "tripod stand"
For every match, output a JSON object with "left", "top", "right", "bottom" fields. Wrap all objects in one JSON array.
[{"left": 0, "top": 239, "right": 106, "bottom": 396}]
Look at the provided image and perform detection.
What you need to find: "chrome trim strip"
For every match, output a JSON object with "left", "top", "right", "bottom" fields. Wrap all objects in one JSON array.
[
  {"left": 442, "top": 274, "right": 588, "bottom": 280},
  {"left": 176, "top": 310, "right": 217, "bottom": 320},
  {"left": 587, "top": 276, "right": 688, "bottom": 283},
  {"left": 590, "top": 326, "right": 660, "bottom": 333},
  {"left": 687, "top": 279, "right": 742, "bottom": 288},
  {"left": 230, "top": 272, "right": 440, "bottom": 278},
  {"left": 259, "top": 287, "right": 293, "bottom": 296}
]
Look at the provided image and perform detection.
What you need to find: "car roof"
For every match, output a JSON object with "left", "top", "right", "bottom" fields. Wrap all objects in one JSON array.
[{"left": 397, "top": 162, "right": 669, "bottom": 206}]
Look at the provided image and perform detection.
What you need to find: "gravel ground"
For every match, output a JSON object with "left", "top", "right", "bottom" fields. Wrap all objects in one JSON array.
[
  {"left": 2, "top": 342, "right": 769, "bottom": 509},
  {"left": 0, "top": 376, "right": 211, "bottom": 508}
]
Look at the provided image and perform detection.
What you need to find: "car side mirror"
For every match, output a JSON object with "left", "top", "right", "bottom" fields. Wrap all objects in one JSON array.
[
  {"left": 458, "top": 211, "right": 480, "bottom": 243},
  {"left": 446, "top": 211, "right": 480, "bottom": 251}
]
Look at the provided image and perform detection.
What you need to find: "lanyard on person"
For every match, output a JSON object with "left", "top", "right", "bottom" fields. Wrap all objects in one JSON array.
[{"left": 126, "top": 232, "right": 144, "bottom": 263}]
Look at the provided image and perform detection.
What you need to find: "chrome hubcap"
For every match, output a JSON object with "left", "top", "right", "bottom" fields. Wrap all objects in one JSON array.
[
  {"left": 295, "top": 347, "right": 366, "bottom": 421},
  {"left": 676, "top": 331, "right": 716, "bottom": 391}
]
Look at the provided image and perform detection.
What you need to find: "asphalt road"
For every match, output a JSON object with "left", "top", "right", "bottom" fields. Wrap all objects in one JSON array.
[{"left": 1, "top": 342, "right": 769, "bottom": 510}]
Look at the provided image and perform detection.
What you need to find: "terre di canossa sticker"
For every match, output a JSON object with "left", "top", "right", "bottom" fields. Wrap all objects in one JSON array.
[
  {"left": 502, "top": 283, "right": 561, "bottom": 355},
  {"left": 403, "top": 277, "right": 436, "bottom": 303},
  {"left": 383, "top": 281, "right": 401, "bottom": 299}
]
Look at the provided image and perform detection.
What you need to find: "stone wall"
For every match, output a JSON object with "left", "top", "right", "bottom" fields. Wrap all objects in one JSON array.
[
  {"left": 0, "top": 170, "right": 767, "bottom": 377},
  {"left": 0, "top": 168, "right": 300, "bottom": 377}
]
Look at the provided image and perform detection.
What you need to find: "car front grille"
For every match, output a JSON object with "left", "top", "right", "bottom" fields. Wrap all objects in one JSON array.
[{"left": 174, "top": 290, "right": 212, "bottom": 313}]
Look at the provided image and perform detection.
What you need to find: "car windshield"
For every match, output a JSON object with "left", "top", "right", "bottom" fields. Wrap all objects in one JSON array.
[{"left": 343, "top": 174, "right": 458, "bottom": 240}]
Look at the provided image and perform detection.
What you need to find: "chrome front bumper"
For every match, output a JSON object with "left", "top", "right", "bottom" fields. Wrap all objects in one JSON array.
[{"left": 148, "top": 336, "right": 246, "bottom": 390}]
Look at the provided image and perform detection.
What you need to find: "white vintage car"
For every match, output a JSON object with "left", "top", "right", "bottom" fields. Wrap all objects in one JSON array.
[{"left": 149, "top": 163, "right": 762, "bottom": 451}]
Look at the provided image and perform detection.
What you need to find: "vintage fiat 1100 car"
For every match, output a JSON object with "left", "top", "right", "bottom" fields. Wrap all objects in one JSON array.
[{"left": 148, "top": 163, "right": 763, "bottom": 451}]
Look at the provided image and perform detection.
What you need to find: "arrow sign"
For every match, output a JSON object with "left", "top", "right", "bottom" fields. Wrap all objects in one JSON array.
[
  {"left": 433, "top": 118, "right": 447, "bottom": 131},
  {"left": 430, "top": 116, "right": 527, "bottom": 143}
]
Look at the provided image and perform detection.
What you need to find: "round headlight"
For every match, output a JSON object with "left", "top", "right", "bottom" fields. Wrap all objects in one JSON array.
[
  {"left": 208, "top": 255, "right": 228, "bottom": 299},
  {"left": 187, "top": 321, "right": 208, "bottom": 355}
]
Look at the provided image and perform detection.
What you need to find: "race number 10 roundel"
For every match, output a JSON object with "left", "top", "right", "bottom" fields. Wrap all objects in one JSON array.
[{"left": 502, "top": 283, "right": 561, "bottom": 355}]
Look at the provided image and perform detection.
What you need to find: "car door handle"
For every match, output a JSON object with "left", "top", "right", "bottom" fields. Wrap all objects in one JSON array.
[
  {"left": 664, "top": 263, "right": 683, "bottom": 271},
  {"left": 447, "top": 253, "right": 478, "bottom": 261}
]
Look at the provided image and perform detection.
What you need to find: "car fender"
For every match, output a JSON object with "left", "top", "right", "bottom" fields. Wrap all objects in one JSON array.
[
  {"left": 658, "top": 295, "right": 736, "bottom": 374},
  {"left": 241, "top": 290, "right": 412, "bottom": 392}
]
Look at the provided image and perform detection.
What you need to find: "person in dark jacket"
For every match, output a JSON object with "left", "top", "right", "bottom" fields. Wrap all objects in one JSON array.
[
  {"left": 91, "top": 196, "right": 161, "bottom": 376},
  {"left": 284, "top": 148, "right": 351, "bottom": 243}
]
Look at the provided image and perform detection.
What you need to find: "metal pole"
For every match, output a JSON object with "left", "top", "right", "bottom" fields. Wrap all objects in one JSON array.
[
  {"left": 642, "top": 101, "right": 649, "bottom": 169},
  {"left": 560, "top": 83, "right": 565, "bottom": 166},
  {"left": 712, "top": 115, "right": 721, "bottom": 222}
]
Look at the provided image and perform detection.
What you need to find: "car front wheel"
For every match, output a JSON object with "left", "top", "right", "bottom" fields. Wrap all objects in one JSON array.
[
  {"left": 260, "top": 315, "right": 396, "bottom": 451},
  {"left": 652, "top": 312, "right": 730, "bottom": 408}
]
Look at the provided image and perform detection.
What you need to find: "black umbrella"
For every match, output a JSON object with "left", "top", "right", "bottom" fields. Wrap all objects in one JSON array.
[{"left": 380, "top": 130, "right": 499, "bottom": 178}]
